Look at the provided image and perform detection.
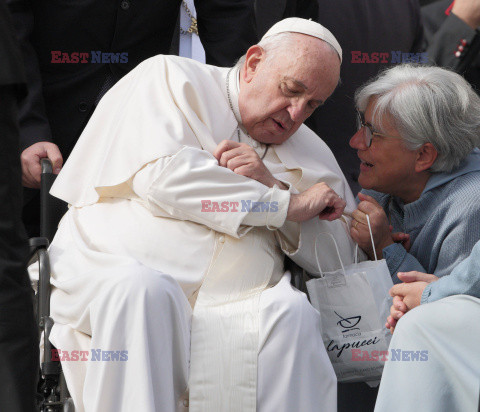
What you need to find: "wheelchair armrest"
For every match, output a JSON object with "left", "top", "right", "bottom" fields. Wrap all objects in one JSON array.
[
  {"left": 29, "top": 237, "right": 62, "bottom": 375},
  {"left": 33, "top": 243, "right": 51, "bottom": 329},
  {"left": 42, "top": 316, "right": 61, "bottom": 376}
]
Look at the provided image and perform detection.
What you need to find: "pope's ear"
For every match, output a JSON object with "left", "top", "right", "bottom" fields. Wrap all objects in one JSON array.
[
  {"left": 415, "top": 142, "right": 438, "bottom": 173},
  {"left": 243, "top": 45, "right": 265, "bottom": 83}
]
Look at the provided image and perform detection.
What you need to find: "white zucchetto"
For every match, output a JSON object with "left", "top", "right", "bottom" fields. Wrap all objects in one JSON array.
[{"left": 262, "top": 17, "right": 342, "bottom": 62}]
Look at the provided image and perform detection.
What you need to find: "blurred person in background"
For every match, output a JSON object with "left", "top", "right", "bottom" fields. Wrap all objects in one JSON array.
[
  {"left": 254, "top": 0, "right": 318, "bottom": 38},
  {"left": 0, "top": 1, "right": 38, "bottom": 410},
  {"left": 6, "top": 0, "right": 257, "bottom": 237},
  {"left": 422, "top": 0, "right": 480, "bottom": 92}
]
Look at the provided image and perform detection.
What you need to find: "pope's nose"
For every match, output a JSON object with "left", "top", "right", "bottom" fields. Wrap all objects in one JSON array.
[{"left": 287, "top": 103, "right": 306, "bottom": 123}]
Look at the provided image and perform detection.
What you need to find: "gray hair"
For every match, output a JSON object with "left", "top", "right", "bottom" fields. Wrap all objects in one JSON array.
[
  {"left": 355, "top": 64, "right": 480, "bottom": 172},
  {"left": 234, "top": 31, "right": 339, "bottom": 69}
]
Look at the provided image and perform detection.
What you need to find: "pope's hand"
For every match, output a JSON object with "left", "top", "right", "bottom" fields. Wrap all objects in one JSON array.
[
  {"left": 214, "top": 140, "right": 287, "bottom": 188},
  {"left": 286, "top": 182, "right": 346, "bottom": 222},
  {"left": 21, "top": 142, "right": 63, "bottom": 188}
]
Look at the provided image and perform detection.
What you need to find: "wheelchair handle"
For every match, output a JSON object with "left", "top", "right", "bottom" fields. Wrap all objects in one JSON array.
[{"left": 41, "top": 157, "right": 53, "bottom": 174}]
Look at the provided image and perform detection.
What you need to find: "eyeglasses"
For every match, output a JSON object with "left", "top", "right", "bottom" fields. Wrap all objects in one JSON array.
[{"left": 356, "top": 111, "right": 400, "bottom": 148}]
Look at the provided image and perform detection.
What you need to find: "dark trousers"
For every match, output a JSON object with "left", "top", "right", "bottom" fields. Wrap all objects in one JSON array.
[
  {"left": 0, "top": 85, "right": 38, "bottom": 412},
  {"left": 338, "top": 382, "right": 379, "bottom": 412}
]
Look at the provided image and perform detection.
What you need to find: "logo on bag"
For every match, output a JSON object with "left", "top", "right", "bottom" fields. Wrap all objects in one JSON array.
[
  {"left": 335, "top": 311, "right": 361, "bottom": 333},
  {"left": 325, "top": 311, "right": 383, "bottom": 358}
]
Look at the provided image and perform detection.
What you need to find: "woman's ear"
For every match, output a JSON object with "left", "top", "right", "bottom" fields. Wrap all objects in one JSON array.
[
  {"left": 415, "top": 142, "right": 438, "bottom": 172},
  {"left": 243, "top": 45, "right": 265, "bottom": 83}
]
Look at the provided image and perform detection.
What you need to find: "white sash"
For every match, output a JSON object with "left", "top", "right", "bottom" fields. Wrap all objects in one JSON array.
[{"left": 189, "top": 228, "right": 284, "bottom": 411}]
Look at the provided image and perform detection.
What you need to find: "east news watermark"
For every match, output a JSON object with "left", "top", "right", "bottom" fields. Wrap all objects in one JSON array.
[
  {"left": 351, "top": 51, "right": 428, "bottom": 64},
  {"left": 52, "top": 349, "right": 128, "bottom": 362},
  {"left": 201, "top": 200, "right": 278, "bottom": 213},
  {"left": 351, "top": 348, "right": 428, "bottom": 362},
  {"left": 51, "top": 51, "right": 128, "bottom": 64}
]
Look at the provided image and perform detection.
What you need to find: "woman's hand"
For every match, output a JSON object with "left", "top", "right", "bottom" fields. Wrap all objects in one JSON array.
[
  {"left": 386, "top": 271, "right": 438, "bottom": 333},
  {"left": 350, "top": 193, "right": 392, "bottom": 259}
]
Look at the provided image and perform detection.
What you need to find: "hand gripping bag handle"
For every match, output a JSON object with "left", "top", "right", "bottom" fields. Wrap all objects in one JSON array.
[
  {"left": 354, "top": 214, "right": 378, "bottom": 264},
  {"left": 315, "top": 214, "right": 377, "bottom": 277}
]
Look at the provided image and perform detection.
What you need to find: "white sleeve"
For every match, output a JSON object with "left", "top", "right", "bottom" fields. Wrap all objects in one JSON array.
[{"left": 131, "top": 146, "right": 290, "bottom": 238}]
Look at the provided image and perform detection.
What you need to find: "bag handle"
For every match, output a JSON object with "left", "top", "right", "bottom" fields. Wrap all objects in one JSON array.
[
  {"left": 354, "top": 214, "right": 378, "bottom": 263},
  {"left": 315, "top": 232, "right": 346, "bottom": 278}
]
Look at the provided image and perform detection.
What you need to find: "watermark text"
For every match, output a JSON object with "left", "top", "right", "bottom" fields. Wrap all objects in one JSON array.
[
  {"left": 351, "top": 51, "right": 428, "bottom": 64},
  {"left": 51, "top": 349, "right": 128, "bottom": 361},
  {"left": 351, "top": 348, "right": 428, "bottom": 361},
  {"left": 201, "top": 200, "right": 278, "bottom": 213},
  {"left": 51, "top": 51, "right": 128, "bottom": 64}
]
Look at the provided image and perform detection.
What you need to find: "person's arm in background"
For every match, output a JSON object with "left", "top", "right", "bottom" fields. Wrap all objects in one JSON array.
[
  {"left": 422, "top": 0, "right": 480, "bottom": 71},
  {"left": 6, "top": 0, "right": 62, "bottom": 188}
]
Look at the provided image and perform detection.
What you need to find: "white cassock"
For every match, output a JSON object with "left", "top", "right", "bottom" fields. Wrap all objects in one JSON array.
[
  {"left": 375, "top": 295, "right": 480, "bottom": 412},
  {"left": 33, "top": 55, "right": 357, "bottom": 412}
]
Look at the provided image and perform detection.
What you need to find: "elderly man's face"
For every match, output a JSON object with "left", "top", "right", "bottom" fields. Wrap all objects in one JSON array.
[{"left": 238, "top": 35, "right": 340, "bottom": 145}]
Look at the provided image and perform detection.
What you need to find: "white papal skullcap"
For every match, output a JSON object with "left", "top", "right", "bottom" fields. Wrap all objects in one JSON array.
[{"left": 262, "top": 17, "right": 342, "bottom": 62}]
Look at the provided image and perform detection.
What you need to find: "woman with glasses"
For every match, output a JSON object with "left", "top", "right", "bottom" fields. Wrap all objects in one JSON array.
[
  {"left": 349, "top": 64, "right": 480, "bottom": 299},
  {"left": 349, "top": 64, "right": 480, "bottom": 412}
]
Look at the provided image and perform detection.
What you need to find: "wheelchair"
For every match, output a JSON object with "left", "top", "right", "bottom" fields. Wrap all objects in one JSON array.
[
  {"left": 29, "top": 159, "right": 72, "bottom": 411},
  {"left": 28, "top": 159, "right": 309, "bottom": 412}
]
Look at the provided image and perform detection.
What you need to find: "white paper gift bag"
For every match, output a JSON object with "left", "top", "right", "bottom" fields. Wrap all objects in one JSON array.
[{"left": 306, "top": 216, "right": 394, "bottom": 383}]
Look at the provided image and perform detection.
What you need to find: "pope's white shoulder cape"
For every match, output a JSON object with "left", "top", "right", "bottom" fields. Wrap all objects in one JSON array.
[{"left": 52, "top": 54, "right": 354, "bottom": 211}]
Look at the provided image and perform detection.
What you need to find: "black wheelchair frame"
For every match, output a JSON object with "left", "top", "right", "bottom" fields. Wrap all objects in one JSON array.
[{"left": 29, "top": 159, "right": 72, "bottom": 411}]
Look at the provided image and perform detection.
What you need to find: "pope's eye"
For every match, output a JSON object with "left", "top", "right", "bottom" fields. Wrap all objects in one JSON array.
[{"left": 282, "top": 83, "right": 300, "bottom": 95}]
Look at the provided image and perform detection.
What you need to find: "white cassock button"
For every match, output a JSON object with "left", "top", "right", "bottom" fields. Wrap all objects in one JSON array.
[
  {"left": 219, "top": 235, "right": 225, "bottom": 243},
  {"left": 183, "top": 399, "right": 189, "bottom": 407}
]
